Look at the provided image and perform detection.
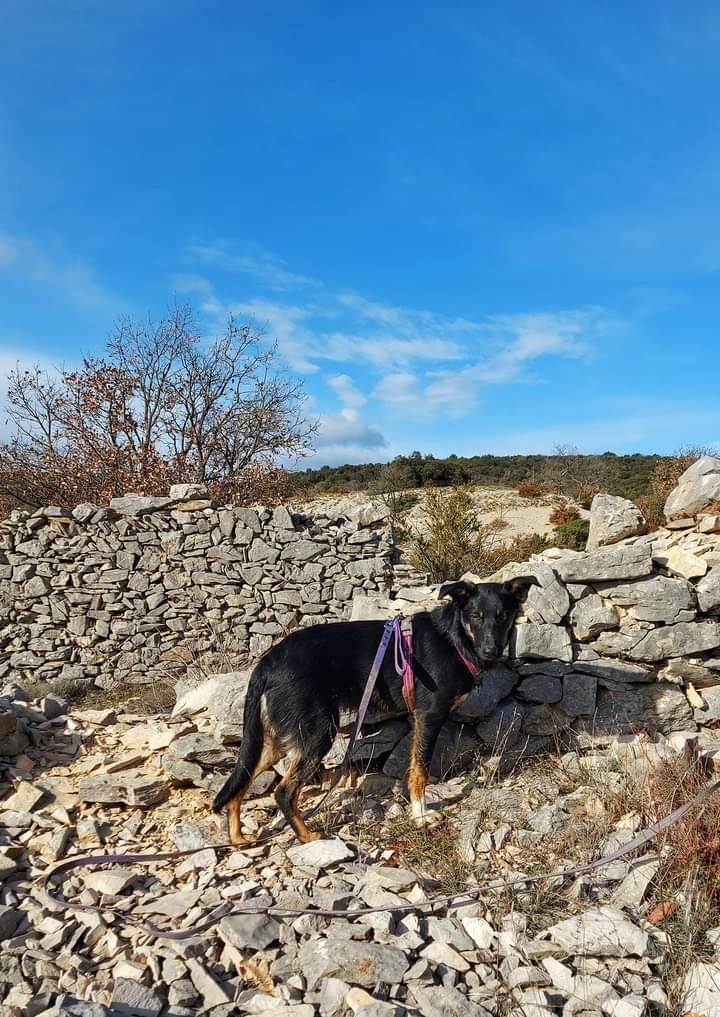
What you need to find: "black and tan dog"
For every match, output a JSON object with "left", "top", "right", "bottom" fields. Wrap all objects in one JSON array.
[{"left": 213, "top": 576, "right": 538, "bottom": 843}]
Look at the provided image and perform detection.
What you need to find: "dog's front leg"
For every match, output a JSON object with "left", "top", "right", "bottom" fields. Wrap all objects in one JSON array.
[{"left": 407, "top": 712, "right": 443, "bottom": 827}]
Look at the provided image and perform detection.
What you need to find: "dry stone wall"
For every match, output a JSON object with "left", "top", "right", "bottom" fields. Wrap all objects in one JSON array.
[
  {"left": 174, "top": 507, "right": 720, "bottom": 784},
  {"left": 0, "top": 485, "right": 393, "bottom": 693}
]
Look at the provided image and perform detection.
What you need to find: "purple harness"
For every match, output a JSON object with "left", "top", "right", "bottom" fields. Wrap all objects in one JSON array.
[{"left": 389, "top": 615, "right": 480, "bottom": 712}]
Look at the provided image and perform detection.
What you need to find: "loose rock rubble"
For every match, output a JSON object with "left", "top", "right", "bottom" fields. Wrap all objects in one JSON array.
[{"left": 4, "top": 682, "right": 720, "bottom": 1016}]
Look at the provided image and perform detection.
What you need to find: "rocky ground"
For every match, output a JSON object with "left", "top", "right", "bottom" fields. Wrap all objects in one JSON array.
[
  {"left": 4, "top": 458, "right": 720, "bottom": 1016},
  {"left": 4, "top": 682, "right": 720, "bottom": 1017}
]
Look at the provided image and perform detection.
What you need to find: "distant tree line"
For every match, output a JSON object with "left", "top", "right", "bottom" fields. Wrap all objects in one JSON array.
[{"left": 297, "top": 449, "right": 663, "bottom": 502}]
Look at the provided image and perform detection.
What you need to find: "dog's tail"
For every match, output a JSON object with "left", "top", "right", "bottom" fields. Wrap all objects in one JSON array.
[{"left": 212, "top": 664, "right": 268, "bottom": 813}]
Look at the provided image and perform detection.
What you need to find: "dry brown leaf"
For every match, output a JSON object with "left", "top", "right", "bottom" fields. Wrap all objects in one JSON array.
[{"left": 647, "top": 900, "right": 677, "bottom": 924}]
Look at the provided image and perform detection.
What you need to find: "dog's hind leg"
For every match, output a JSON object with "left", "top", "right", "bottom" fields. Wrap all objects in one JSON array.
[
  {"left": 407, "top": 712, "right": 444, "bottom": 827},
  {"left": 275, "top": 751, "right": 325, "bottom": 843},
  {"left": 226, "top": 730, "right": 283, "bottom": 844}
]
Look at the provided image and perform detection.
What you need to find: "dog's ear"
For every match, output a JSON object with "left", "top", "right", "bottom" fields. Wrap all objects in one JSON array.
[
  {"left": 503, "top": 575, "right": 540, "bottom": 602},
  {"left": 438, "top": 580, "right": 476, "bottom": 607}
]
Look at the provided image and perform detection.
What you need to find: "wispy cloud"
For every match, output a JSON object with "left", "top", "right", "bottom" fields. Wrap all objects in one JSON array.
[
  {"left": 183, "top": 244, "right": 621, "bottom": 424},
  {"left": 186, "top": 241, "right": 320, "bottom": 292},
  {"left": 0, "top": 231, "right": 119, "bottom": 311},
  {"left": 371, "top": 308, "right": 611, "bottom": 416}
]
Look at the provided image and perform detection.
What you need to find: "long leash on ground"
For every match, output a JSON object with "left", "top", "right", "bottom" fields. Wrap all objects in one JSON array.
[
  {"left": 37, "top": 777, "right": 720, "bottom": 941},
  {"left": 34, "top": 618, "right": 720, "bottom": 939}
]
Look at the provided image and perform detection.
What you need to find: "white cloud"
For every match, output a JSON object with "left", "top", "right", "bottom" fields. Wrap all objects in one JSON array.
[
  {"left": 172, "top": 273, "right": 215, "bottom": 297},
  {"left": 183, "top": 244, "right": 622, "bottom": 424},
  {"left": 327, "top": 373, "right": 366, "bottom": 408},
  {"left": 309, "top": 407, "right": 388, "bottom": 465},
  {"left": 370, "top": 308, "right": 614, "bottom": 416}
]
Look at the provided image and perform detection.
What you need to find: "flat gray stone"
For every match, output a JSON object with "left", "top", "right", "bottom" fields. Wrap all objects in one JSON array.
[
  {"left": 553, "top": 544, "right": 653, "bottom": 583},
  {"left": 698, "top": 567, "right": 720, "bottom": 614},
  {"left": 286, "top": 838, "right": 355, "bottom": 869},
  {"left": 111, "top": 978, "right": 166, "bottom": 1016},
  {"left": 560, "top": 673, "right": 597, "bottom": 716},
  {"left": 298, "top": 938, "right": 409, "bottom": 990},
  {"left": 411, "top": 985, "right": 491, "bottom": 1017},
  {"left": 544, "top": 906, "right": 648, "bottom": 956},
  {"left": 629, "top": 621, "right": 720, "bottom": 661},
  {"left": 601, "top": 574, "right": 696, "bottom": 623},
  {"left": 517, "top": 675, "right": 562, "bottom": 704},
  {"left": 219, "top": 913, "right": 281, "bottom": 950},
  {"left": 511, "top": 623, "right": 572, "bottom": 662},
  {"left": 109, "top": 494, "right": 173, "bottom": 515},
  {"left": 570, "top": 594, "right": 619, "bottom": 641}
]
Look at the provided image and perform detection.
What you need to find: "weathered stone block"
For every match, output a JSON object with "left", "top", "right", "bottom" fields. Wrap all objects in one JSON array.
[
  {"left": 587, "top": 493, "right": 646, "bottom": 549},
  {"left": 511, "top": 623, "right": 573, "bottom": 662}
]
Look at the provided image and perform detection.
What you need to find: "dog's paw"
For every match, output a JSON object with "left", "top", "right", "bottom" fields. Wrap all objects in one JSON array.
[{"left": 411, "top": 803, "right": 441, "bottom": 830}]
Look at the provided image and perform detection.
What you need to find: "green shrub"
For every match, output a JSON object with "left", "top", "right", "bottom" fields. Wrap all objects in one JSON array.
[{"left": 554, "top": 518, "right": 589, "bottom": 550}]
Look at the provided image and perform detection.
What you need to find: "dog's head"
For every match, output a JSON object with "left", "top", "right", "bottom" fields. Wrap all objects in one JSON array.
[{"left": 438, "top": 576, "right": 539, "bottom": 662}]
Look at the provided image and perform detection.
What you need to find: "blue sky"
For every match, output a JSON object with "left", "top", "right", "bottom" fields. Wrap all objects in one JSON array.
[{"left": 2, "top": 1, "right": 720, "bottom": 466}]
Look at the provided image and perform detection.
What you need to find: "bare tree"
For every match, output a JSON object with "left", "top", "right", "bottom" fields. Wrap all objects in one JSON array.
[{"left": 0, "top": 301, "right": 316, "bottom": 512}]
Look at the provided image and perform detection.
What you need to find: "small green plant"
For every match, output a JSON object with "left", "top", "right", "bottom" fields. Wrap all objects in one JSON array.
[
  {"left": 408, "top": 486, "right": 503, "bottom": 581},
  {"left": 553, "top": 517, "right": 589, "bottom": 550}
]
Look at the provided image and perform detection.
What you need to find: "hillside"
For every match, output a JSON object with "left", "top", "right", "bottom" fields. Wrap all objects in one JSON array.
[{"left": 297, "top": 452, "right": 662, "bottom": 501}]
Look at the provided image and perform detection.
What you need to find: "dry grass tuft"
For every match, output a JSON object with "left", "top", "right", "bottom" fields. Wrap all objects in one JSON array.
[{"left": 384, "top": 813, "right": 470, "bottom": 893}]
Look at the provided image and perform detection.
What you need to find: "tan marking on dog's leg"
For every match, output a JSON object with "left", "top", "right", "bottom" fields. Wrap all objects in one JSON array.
[
  {"left": 227, "top": 796, "right": 246, "bottom": 845},
  {"left": 225, "top": 730, "right": 283, "bottom": 845},
  {"left": 289, "top": 783, "right": 322, "bottom": 843},
  {"left": 407, "top": 717, "right": 429, "bottom": 826},
  {"left": 275, "top": 752, "right": 322, "bottom": 843}
]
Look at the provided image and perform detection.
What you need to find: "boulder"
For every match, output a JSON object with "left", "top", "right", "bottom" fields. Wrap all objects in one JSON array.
[
  {"left": 173, "top": 671, "right": 251, "bottom": 725},
  {"left": 169, "top": 483, "right": 209, "bottom": 500},
  {"left": 587, "top": 493, "right": 646, "bottom": 549},
  {"left": 665, "top": 456, "right": 720, "bottom": 520}
]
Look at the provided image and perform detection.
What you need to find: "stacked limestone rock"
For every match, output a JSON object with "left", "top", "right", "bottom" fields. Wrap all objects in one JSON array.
[
  {"left": 332, "top": 457, "right": 720, "bottom": 774},
  {"left": 0, "top": 485, "right": 393, "bottom": 693}
]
